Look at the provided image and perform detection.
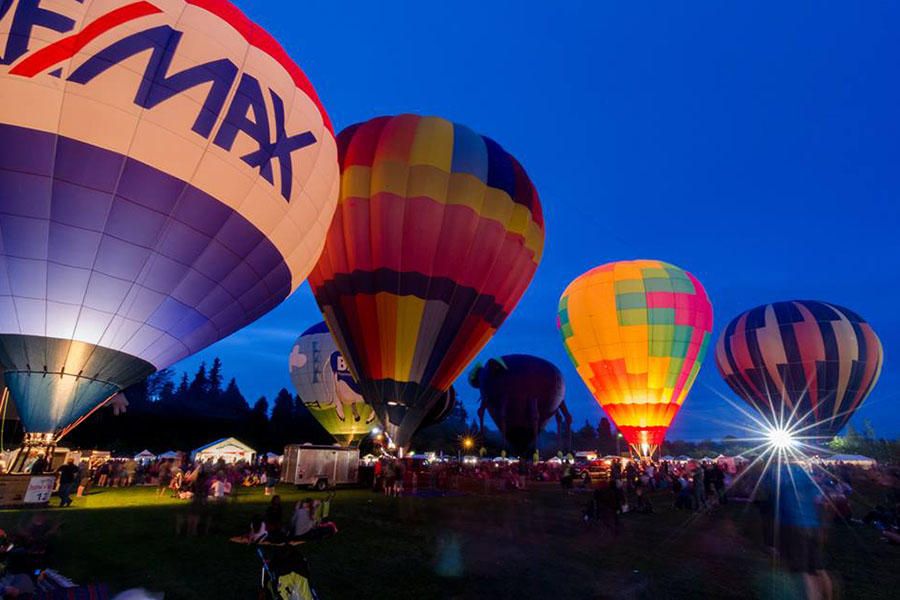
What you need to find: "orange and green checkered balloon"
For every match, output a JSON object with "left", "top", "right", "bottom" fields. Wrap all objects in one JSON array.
[{"left": 558, "top": 260, "right": 713, "bottom": 450}]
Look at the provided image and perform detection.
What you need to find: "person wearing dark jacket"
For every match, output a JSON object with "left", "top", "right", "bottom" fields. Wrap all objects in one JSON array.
[
  {"left": 29, "top": 455, "right": 47, "bottom": 475},
  {"left": 56, "top": 458, "right": 79, "bottom": 507}
]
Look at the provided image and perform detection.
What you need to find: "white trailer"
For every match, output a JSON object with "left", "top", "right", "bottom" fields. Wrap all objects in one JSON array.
[{"left": 282, "top": 444, "right": 359, "bottom": 490}]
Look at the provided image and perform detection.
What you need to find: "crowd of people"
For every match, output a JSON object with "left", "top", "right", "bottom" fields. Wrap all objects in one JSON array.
[
  {"left": 17, "top": 452, "right": 285, "bottom": 512},
  {"left": 2, "top": 445, "right": 898, "bottom": 600}
]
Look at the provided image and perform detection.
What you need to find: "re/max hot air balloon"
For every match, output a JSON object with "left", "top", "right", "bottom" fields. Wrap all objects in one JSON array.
[
  {"left": 289, "top": 322, "right": 377, "bottom": 446},
  {"left": 469, "top": 355, "right": 566, "bottom": 454},
  {"left": 0, "top": 0, "right": 338, "bottom": 464},
  {"left": 558, "top": 260, "right": 713, "bottom": 457},
  {"left": 309, "top": 115, "right": 545, "bottom": 449},
  {"left": 715, "top": 301, "right": 882, "bottom": 438}
]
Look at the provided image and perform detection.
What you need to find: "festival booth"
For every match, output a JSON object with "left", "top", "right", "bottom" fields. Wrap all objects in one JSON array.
[
  {"left": 134, "top": 450, "right": 157, "bottom": 464},
  {"left": 822, "top": 454, "right": 877, "bottom": 469},
  {"left": 70, "top": 449, "right": 111, "bottom": 465},
  {"left": 192, "top": 438, "right": 256, "bottom": 464},
  {"left": 158, "top": 451, "right": 183, "bottom": 461}
]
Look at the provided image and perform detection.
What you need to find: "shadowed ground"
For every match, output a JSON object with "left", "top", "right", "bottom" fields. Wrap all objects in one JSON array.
[{"left": 0, "top": 484, "right": 895, "bottom": 599}]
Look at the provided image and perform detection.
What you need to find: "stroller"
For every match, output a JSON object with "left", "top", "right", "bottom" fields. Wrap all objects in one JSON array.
[{"left": 256, "top": 545, "right": 318, "bottom": 600}]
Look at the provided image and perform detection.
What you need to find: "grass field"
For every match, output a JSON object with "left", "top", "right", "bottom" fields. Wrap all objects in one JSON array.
[{"left": 0, "top": 483, "right": 896, "bottom": 599}]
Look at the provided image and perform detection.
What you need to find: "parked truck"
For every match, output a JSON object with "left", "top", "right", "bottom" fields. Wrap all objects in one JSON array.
[{"left": 282, "top": 444, "right": 359, "bottom": 490}]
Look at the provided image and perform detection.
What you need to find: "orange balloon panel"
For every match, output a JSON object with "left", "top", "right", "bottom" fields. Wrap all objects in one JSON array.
[{"left": 558, "top": 260, "right": 713, "bottom": 447}]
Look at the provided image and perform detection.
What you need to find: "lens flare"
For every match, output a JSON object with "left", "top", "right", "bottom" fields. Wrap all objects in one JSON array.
[{"left": 765, "top": 427, "right": 796, "bottom": 450}]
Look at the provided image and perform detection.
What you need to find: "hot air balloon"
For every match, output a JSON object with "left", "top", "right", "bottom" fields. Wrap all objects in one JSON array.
[
  {"left": 469, "top": 355, "right": 566, "bottom": 454},
  {"left": 418, "top": 386, "right": 457, "bottom": 432},
  {"left": 715, "top": 301, "right": 882, "bottom": 438},
  {"left": 558, "top": 260, "right": 713, "bottom": 457},
  {"left": 309, "top": 115, "right": 545, "bottom": 449},
  {"left": 289, "top": 322, "right": 378, "bottom": 446},
  {"left": 0, "top": 0, "right": 338, "bottom": 466}
]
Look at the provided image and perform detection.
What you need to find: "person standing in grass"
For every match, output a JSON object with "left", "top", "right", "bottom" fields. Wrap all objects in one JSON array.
[
  {"left": 76, "top": 460, "right": 91, "bottom": 497},
  {"left": 56, "top": 458, "right": 79, "bottom": 507},
  {"left": 157, "top": 461, "right": 172, "bottom": 497},
  {"left": 264, "top": 459, "right": 280, "bottom": 496},
  {"left": 692, "top": 464, "right": 706, "bottom": 511}
]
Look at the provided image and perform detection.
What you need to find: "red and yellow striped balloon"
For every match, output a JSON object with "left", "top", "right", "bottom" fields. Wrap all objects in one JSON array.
[
  {"left": 558, "top": 260, "right": 713, "bottom": 454},
  {"left": 309, "top": 115, "right": 544, "bottom": 447},
  {"left": 715, "top": 301, "right": 882, "bottom": 437}
]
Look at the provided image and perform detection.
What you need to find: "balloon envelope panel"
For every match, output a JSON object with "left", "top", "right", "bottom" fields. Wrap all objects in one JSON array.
[
  {"left": 715, "top": 300, "right": 882, "bottom": 437},
  {"left": 418, "top": 386, "right": 457, "bottom": 432},
  {"left": 290, "top": 322, "right": 377, "bottom": 445},
  {"left": 558, "top": 260, "right": 713, "bottom": 447},
  {"left": 0, "top": 0, "right": 338, "bottom": 434},
  {"left": 309, "top": 115, "right": 544, "bottom": 447},
  {"left": 473, "top": 355, "right": 564, "bottom": 453}
]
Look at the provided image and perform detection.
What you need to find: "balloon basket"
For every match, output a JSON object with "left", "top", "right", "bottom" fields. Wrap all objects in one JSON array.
[
  {"left": 629, "top": 443, "right": 658, "bottom": 462},
  {"left": 9, "top": 432, "right": 57, "bottom": 473}
]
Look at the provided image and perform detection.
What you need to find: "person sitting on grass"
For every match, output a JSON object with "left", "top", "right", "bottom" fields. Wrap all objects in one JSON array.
[
  {"left": 265, "top": 495, "right": 284, "bottom": 539},
  {"left": 314, "top": 490, "right": 336, "bottom": 524},
  {"left": 248, "top": 516, "right": 268, "bottom": 543},
  {"left": 290, "top": 499, "right": 337, "bottom": 541}
]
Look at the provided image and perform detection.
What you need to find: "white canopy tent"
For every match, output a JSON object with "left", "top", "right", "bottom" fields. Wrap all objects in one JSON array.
[
  {"left": 192, "top": 437, "right": 256, "bottom": 464},
  {"left": 134, "top": 449, "right": 156, "bottom": 462},
  {"left": 158, "top": 450, "right": 182, "bottom": 460}
]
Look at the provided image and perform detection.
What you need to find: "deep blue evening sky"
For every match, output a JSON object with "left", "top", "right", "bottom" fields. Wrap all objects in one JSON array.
[{"left": 175, "top": 1, "right": 900, "bottom": 439}]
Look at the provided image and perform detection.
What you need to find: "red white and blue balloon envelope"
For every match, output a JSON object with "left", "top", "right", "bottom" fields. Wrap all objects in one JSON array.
[
  {"left": 0, "top": 0, "right": 338, "bottom": 435},
  {"left": 716, "top": 301, "right": 883, "bottom": 437}
]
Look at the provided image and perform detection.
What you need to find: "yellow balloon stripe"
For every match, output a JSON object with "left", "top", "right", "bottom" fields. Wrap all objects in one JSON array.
[{"left": 342, "top": 164, "right": 543, "bottom": 261}]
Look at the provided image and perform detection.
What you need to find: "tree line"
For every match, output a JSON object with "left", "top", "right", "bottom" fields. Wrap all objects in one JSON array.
[
  {"left": 64, "top": 358, "right": 336, "bottom": 454},
  {"left": 19, "top": 356, "right": 898, "bottom": 462}
]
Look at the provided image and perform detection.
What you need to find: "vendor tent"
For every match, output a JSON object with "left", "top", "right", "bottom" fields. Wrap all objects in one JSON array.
[
  {"left": 192, "top": 437, "right": 256, "bottom": 464},
  {"left": 158, "top": 450, "right": 182, "bottom": 460},
  {"left": 134, "top": 449, "right": 156, "bottom": 462}
]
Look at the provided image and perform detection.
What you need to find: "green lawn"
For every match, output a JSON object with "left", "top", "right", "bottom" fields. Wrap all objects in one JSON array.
[{"left": 0, "top": 484, "right": 896, "bottom": 599}]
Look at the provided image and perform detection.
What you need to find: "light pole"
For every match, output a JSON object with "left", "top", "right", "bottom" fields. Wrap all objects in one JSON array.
[
  {"left": 616, "top": 432, "right": 623, "bottom": 456},
  {"left": 460, "top": 436, "right": 474, "bottom": 463}
]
